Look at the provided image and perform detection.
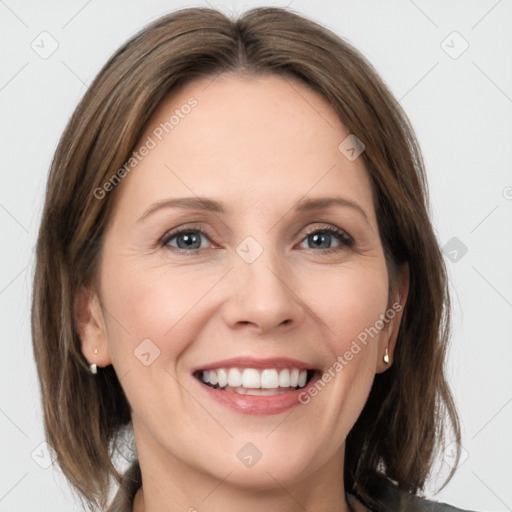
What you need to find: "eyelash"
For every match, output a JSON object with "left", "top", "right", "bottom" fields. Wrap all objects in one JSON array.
[{"left": 159, "top": 224, "right": 354, "bottom": 255}]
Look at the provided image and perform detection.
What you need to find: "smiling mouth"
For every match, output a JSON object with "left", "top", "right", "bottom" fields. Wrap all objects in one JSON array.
[{"left": 193, "top": 367, "right": 318, "bottom": 396}]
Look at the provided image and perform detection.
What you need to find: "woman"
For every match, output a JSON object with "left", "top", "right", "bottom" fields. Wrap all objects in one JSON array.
[{"left": 31, "top": 6, "right": 472, "bottom": 512}]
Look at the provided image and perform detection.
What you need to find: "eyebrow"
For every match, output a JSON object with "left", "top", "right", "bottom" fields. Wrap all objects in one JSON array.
[
  {"left": 294, "top": 196, "right": 369, "bottom": 223},
  {"left": 137, "top": 197, "right": 226, "bottom": 223},
  {"left": 136, "top": 195, "right": 370, "bottom": 224}
]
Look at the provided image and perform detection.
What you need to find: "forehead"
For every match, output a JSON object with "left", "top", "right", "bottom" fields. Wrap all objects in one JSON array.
[{"left": 111, "top": 72, "right": 375, "bottom": 224}]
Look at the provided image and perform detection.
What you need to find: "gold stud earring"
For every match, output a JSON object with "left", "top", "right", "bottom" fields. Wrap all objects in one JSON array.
[{"left": 383, "top": 347, "right": 390, "bottom": 364}]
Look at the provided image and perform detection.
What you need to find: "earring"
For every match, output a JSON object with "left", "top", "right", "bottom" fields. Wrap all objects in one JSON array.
[
  {"left": 90, "top": 348, "right": 99, "bottom": 374},
  {"left": 383, "top": 347, "right": 390, "bottom": 364}
]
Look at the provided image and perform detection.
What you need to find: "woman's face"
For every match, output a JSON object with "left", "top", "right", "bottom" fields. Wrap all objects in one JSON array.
[{"left": 81, "top": 73, "right": 407, "bottom": 491}]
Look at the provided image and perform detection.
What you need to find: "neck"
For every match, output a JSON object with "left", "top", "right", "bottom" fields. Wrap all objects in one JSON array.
[
  {"left": 131, "top": 435, "right": 355, "bottom": 512},
  {"left": 133, "top": 479, "right": 356, "bottom": 512}
]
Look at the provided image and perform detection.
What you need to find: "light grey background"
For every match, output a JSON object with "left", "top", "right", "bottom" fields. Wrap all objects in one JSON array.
[{"left": 1, "top": 0, "right": 511, "bottom": 510}]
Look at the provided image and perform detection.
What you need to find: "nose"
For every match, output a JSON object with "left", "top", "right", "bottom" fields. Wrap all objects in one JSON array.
[{"left": 221, "top": 250, "right": 305, "bottom": 335}]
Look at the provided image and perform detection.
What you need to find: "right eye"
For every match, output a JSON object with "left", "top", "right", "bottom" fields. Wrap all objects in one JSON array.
[{"left": 161, "top": 228, "right": 213, "bottom": 253}]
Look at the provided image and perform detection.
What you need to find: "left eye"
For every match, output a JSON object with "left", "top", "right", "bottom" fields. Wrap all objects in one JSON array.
[{"left": 298, "top": 227, "right": 352, "bottom": 251}]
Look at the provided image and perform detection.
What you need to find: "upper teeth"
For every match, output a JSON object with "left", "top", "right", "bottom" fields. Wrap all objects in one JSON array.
[{"left": 201, "top": 368, "right": 308, "bottom": 389}]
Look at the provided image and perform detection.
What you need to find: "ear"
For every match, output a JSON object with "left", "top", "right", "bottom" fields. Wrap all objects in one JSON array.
[
  {"left": 375, "top": 262, "right": 409, "bottom": 373},
  {"left": 75, "top": 286, "right": 112, "bottom": 369}
]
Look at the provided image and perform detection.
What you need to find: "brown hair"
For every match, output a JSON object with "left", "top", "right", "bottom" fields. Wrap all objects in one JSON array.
[{"left": 31, "top": 6, "right": 460, "bottom": 511}]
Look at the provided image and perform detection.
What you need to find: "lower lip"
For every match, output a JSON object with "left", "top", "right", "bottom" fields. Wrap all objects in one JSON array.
[{"left": 194, "top": 373, "right": 320, "bottom": 416}]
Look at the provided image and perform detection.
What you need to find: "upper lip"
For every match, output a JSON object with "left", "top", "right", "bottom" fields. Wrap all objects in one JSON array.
[{"left": 192, "top": 356, "right": 317, "bottom": 373}]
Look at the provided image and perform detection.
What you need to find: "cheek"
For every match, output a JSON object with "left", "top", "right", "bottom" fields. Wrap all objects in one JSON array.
[
  {"left": 100, "top": 257, "right": 222, "bottom": 368},
  {"left": 297, "top": 261, "right": 389, "bottom": 414},
  {"left": 98, "top": 262, "right": 221, "bottom": 422},
  {"left": 300, "top": 261, "right": 390, "bottom": 351}
]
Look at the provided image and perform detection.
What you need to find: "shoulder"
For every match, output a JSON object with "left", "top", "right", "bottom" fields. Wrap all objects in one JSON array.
[{"left": 350, "top": 476, "right": 477, "bottom": 512}]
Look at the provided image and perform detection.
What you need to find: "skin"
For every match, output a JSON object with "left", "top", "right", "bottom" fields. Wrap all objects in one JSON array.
[{"left": 77, "top": 72, "right": 409, "bottom": 512}]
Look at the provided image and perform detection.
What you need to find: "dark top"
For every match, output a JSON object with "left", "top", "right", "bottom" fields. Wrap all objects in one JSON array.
[{"left": 107, "top": 461, "right": 476, "bottom": 512}]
